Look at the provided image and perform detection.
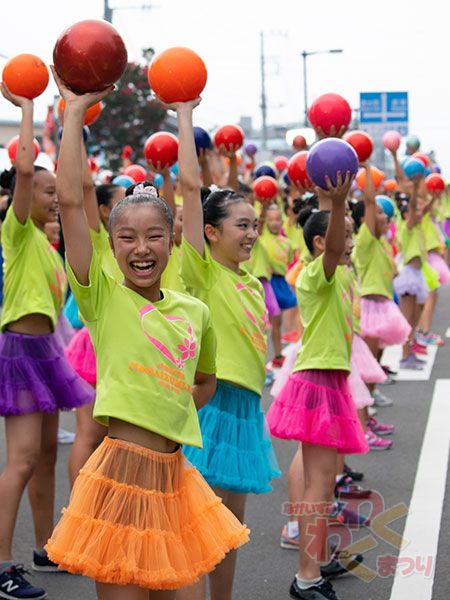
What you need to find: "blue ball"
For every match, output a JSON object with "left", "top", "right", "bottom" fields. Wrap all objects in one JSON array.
[
  {"left": 283, "top": 171, "right": 291, "bottom": 185},
  {"left": 255, "top": 164, "right": 276, "bottom": 179},
  {"left": 58, "top": 126, "right": 90, "bottom": 142},
  {"left": 112, "top": 175, "right": 135, "bottom": 188},
  {"left": 153, "top": 173, "right": 164, "bottom": 188},
  {"left": 170, "top": 162, "right": 179, "bottom": 176},
  {"left": 376, "top": 195, "right": 395, "bottom": 219},
  {"left": 403, "top": 158, "right": 425, "bottom": 179},
  {"left": 193, "top": 126, "right": 212, "bottom": 155},
  {"left": 424, "top": 167, "right": 431, "bottom": 177}
]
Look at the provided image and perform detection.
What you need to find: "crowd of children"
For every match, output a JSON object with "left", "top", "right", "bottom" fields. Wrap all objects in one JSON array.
[{"left": 0, "top": 67, "right": 448, "bottom": 600}]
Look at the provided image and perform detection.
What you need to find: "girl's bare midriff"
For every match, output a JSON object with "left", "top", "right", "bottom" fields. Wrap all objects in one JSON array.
[
  {"left": 6, "top": 313, "right": 53, "bottom": 335},
  {"left": 108, "top": 418, "right": 179, "bottom": 453}
]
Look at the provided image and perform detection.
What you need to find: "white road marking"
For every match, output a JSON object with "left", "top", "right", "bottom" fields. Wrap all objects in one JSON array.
[
  {"left": 389, "top": 379, "right": 450, "bottom": 599},
  {"left": 445, "top": 327, "right": 450, "bottom": 338},
  {"left": 382, "top": 345, "right": 438, "bottom": 381}
]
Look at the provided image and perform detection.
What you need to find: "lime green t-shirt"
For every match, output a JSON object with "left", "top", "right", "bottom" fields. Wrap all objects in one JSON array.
[
  {"left": 90, "top": 224, "right": 123, "bottom": 282},
  {"left": 67, "top": 250, "right": 216, "bottom": 448},
  {"left": 349, "top": 269, "right": 362, "bottom": 336},
  {"left": 422, "top": 213, "right": 442, "bottom": 252},
  {"left": 401, "top": 224, "right": 427, "bottom": 264},
  {"left": 1, "top": 209, "right": 67, "bottom": 330},
  {"left": 260, "top": 228, "right": 293, "bottom": 276},
  {"left": 283, "top": 220, "right": 305, "bottom": 256},
  {"left": 294, "top": 255, "right": 353, "bottom": 372},
  {"left": 354, "top": 224, "right": 395, "bottom": 299},
  {"left": 246, "top": 237, "right": 271, "bottom": 280},
  {"left": 161, "top": 243, "right": 185, "bottom": 292},
  {"left": 180, "top": 238, "right": 268, "bottom": 394}
]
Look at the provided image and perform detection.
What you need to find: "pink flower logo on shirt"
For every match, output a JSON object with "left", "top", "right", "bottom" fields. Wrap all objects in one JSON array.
[{"left": 178, "top": 338, "right": 197, "bottom": 362}]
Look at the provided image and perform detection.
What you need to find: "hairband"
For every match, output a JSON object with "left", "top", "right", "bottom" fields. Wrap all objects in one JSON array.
[{"left": 133, "top": 183, "right": 158, "bottom": 198}]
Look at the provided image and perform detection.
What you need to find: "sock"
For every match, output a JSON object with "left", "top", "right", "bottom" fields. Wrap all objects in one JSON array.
[
  {"left": 295, "top": 574, "right": 323, "bottom": 590},
  {"left": 34, "top": 548, "right": 47, "bottom": 558},
  {"left": 0, "top": 561, "right": 13, "bottom": 572},
  {"left": 287, "top": 521, "right": 299, "bottom": 538}
]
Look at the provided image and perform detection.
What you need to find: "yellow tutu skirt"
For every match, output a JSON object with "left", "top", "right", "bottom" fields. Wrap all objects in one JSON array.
[{"left": 46, "top": 437, "right": 249, "bottom": 589}]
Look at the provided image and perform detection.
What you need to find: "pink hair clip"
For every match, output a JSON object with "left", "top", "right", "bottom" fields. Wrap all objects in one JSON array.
[{"left": 133, "top": 183, "right": 158, "bottom": 198}]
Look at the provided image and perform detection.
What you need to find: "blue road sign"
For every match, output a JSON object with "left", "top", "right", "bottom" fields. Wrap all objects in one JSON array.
[{"left": 359, "top": 92, "right": 408, "bottom": 137}]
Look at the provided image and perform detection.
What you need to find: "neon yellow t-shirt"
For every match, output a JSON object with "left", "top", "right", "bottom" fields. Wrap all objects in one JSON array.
[
  {"left": 67, "top": 250, "right": 216, "bottom": 448},
  {"left": 246, "top": 237, "right": 271, "bottom": 280},
  {"left": 354, "top": 224, "right": 394, "bottom": 299},
  {"left": 180, "top": 238, "right": 268, "bottom": 394},
  {"left": 1, "top": 209, "right": 67, "bottom": 330},
  {"left": 402, "top": 224, "right": 427, "bottom": 264},
  {"left": 260, "top": 228, "right": 293, "bottom": 276},
  {"left": 90, "top": 224, "right": 123, "bottom": 282},
  {"left": 161, "top": 243, "right": 185, "bottom": 292},
  {"left": 283, "top": 220, "right": 305, "bottom": 256},
  {"left": 294, "top": 255, "right": 353, "bottom": 372},
  {"left": 422, "top": 213, "right": 441, "bottom": 252},
  {"left": 349, "top": 269, "right": 362, "bottom": 336}
]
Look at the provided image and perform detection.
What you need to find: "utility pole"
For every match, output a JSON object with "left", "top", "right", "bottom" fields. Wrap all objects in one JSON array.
[
  {"left": 260, "top": 32, "right": 268, "bottom": 150},
  {"left": 104, "top": 0, "right": 113, "bottom": 22}
]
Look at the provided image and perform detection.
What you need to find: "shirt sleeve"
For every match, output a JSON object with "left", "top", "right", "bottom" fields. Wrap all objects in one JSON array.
[
  {"left": 298, "top": 254, "right": 335, "bottom": 295},
  {"left": 356, "top": 223, "right": 374, "bottom": 255},
  {"left": 1, "top": 208, "right": 32, "bottom": 249},
  {"left": 180, "top": 237, "right": 216, "bottom": 291},
  {"left": 195, "top": 303, "right": 217, "bottom": 375},
  {"left": 66, "top": 249, "right": 115, "bottom": 323}
]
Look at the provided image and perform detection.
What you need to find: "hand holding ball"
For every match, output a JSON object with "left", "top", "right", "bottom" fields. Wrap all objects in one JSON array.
[
  {"left": 425, "top": 174, "right": 445, "bottom": 193},
  {"left": 253, "top": 176, "right": 278, "bottom": 202},
  {"left": 214, "top": 125, "right": 244, "bottom": 153},
  {"left": 148, "top": 47, "right": 207, "bottom": 103},
  {"left": 58, "top": 98, "right": 102, "bottom": 125},
  {"left": 308, "top": 93, "right": 352, "bottom": 137},
  {"left": 144, "top": 132, "right": 179, "bottom": 169},
  {"left": 382, "top": 130, "right": 401, "bottom": 152},
  {"left": 356, "top": 166, "right": 385, "bottom": 190},
  {"left": 306, "top": 139, "right": 358, "bottom": 190}
]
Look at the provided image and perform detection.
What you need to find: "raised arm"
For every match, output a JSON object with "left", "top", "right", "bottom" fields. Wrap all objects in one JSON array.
[
  {"left": 147, "top": 161, "right": 176, "bottom": 216},
  {"left": 320, "top": 171, "right": 352, "bottom": 280},
  {"left": 51, "top": 66, "right": 112, "bottom": 284},
  {"left": 361, "top": 161, "right": 377, "bottom": 236},
  {"left": 1, "top": 84, "right": 34, "bottom": 224},
  {"left": 198, "top": 148, "right": 213, "bottom": 187},
  {"left": 406, "top": 176, "right": 422, "bottom": 230},
  {"left": 81, "top": 142, "right": 101, "bottom": 232},
  {"left": 176, "top": 99, "right": 205, "bottom": 255},
  {"left": 226, "top": 151, "right": 239, "bottom": 192}
]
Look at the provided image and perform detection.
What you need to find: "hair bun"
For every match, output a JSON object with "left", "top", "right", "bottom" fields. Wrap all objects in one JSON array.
[{"left": 0, "top": 167, "right": 16, "bottom": 191}]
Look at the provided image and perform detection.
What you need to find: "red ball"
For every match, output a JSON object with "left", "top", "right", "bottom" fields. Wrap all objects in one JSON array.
[
  {"left": 124, "top": 164, "right": 147, "bottom": 183},
  {"left": 413, "top": 152, "right": 430, "bottom": 168},
  {"left": 122, "top": 145, "right": 133, "bottom": 160},
  {"left": 53, "top": 19, "right": 128, "bottom": 93},
  {"left": 2, "top": 54, "right": 49, "bottom": 99},
  {"left": 253, "top": 176, "right": 278, "bottom": 201},
  {"left": 144, "top": 132, "right": 179, "bottom": 168},
  {"left": 292, "top": 135, "right": 306, "bottom": 151},
  {"left": 343, "top": 130, "right": 373, "bottom": 162},
  {"left": 287, "top": 151, "right": 313, "bottom": 190},
  {"left": 425, "top": 174, "right": 445, "bottom": 193},
  {"left": 148, "top": 47, "right": 207, "bottom": 103},
  {"left": 274, "top": 155, "right": 288, "bottom": 172},
  {"left": 308, "top": 93, "right": 352, "bottom": 136},
  {"left": 7, "top": 135, "right": 40, "bottom": 163},
  {"left": 58, "top": 98, "right": 102, "bottom": 125},
  {"left": 214, "top": 125, "right": 244, "bottom": 152}
]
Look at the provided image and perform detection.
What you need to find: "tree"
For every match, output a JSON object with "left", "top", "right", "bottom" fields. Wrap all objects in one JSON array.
[{"left": 88, "top": 48, "right": 166, "bottom": 172}]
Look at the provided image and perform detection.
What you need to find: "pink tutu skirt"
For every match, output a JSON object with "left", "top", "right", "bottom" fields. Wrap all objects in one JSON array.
[
  {"left": 267, "top": 370, "right": 368, "bottom": 454},
  {"left": 427, "top": 251, "right": 450, "bottom": 285},
  {"left": 351, "top": 334, "right": 386, "bottom": 384},
  {"left": 360, "top": 297, "right": 411, "bottom": 346},
  {"left": 65, "top": 327, "right": 96, "bottom": 387},
  {"left": 270, "top": 341, "right": 301, "bottom": 397}
]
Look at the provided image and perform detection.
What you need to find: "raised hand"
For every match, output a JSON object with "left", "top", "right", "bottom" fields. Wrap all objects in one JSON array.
[{"left": 0, "top": 82, "right": 33, "bottom": 109}]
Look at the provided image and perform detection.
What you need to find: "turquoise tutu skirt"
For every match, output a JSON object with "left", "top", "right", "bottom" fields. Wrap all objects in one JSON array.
[{"left": 184, "top": 381, "right": 280, "bottom": 494}]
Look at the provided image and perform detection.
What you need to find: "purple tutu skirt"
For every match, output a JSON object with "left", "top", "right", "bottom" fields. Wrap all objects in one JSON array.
[
  {"left": 65, "top": 327, "right": 96, "bottom": 387},
  {"left": 53, "top": 313, "right": 76, "bottom": 350},
  {"left": 267, "top": 370, "right": 368, "bottom": 454},
  {"left": 427, "top": 251, "right": 450, "bottom": 285},
  {"left": 360, "top": 297, "right": 411, "bottom": 346},
  {"left": 352, "top": 334, "right": 387, "bottom": 384},
  {"left": 0, "top": 331, "right": 95, "bottom": 417},
  {"left": 393, "top": 264, "right": 429, "bottom": 304},
  {"left": 260, "top": 278, "right": 281, "bottom": 318}
]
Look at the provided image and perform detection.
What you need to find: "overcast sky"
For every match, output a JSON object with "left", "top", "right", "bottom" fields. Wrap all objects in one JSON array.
[{"left": 1, "top": 0, "right": 448, "bottom": 174}]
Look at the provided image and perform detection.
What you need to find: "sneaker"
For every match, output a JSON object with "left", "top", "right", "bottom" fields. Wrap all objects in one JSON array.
[
  {"left": 378, "top": 373, "right": 396, "bottom": 385},
  {"left": 381, "top": 364, "right": 398, "bottom": 376},
  {"left": 271, "top": 355, "right": 286, "bottom": 369},
  {"left": 399, "top": 354, "right": 426, "bottom": 370},
  {"left": 371, "top": 389, "right": 393, "bottom": 407},
  {"left": 366, "top": 429, "right": 392, "bottom": 451},
  {"left": 290, "top": 577, "right": 338, "bottom": 599},
  {"left": 320, "top": 551, "right": 364, "bottom": 578},
  {"left": 343, "top": 463, "right": 364, "bottom": 482},
  {"left": 367, "top": 405, "right": 378, "bottom": 417},
  {"left": 335, "top": 484, "right": 372, "bottom": 500},
  {"left": 368, "top": 416, "right": 395, "bottom": 436},
  {"left": 57, "top": 428, "right": 75, "bottom": 444},
  {"left": 329, "top": 501, "right": 370, "bottom": 528},
  {"left": 282, "top": 330, "right": 300, "bottom": 343},
  {"left": 416, "top": 330, "right": 445, "bottom": 346},
  {"left": 410, "top": 341, "right": 428, "bottom": 356},
  {"left": 32, "top": 550, "right": 62, "bottom": 573},
  {"left": 280, "top": 525, "right": 300, "bottom": 550},
  {"left": 0, "top": 565, "right": 46, "bottom": 599}
]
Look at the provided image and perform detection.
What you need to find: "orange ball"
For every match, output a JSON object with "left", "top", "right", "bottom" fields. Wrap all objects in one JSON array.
[
  {"left": 356, "top": 166, "right": 385, "bottom": 190},
  {"left": 148, "top": 47, "right": 207, "bottom": 103},
  {"left": 2, "top": 54, "right": 49, "bottom": 99},
  {"left": 57, "top": 98, "right": 103, "bottom": 126},
  {"left": 384, "top": 179, "right": 397, "bottom": 192}
]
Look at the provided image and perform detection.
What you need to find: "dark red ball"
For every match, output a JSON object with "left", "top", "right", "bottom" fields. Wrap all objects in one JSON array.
[{"left": 53, "top": 19, "right": 128, "bottom": 93}]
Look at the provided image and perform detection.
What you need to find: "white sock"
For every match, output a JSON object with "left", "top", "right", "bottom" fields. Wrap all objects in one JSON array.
[
  {"left": 295, "top": 574, "right": 323, "bottom": 589},
  {"left": 287, "top": 521, "right": 299, "bottom": 538}
]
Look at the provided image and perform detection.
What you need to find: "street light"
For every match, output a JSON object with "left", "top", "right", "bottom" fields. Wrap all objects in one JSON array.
[{"left": 301, "top": 49, "right": 343, "bottom": 126}]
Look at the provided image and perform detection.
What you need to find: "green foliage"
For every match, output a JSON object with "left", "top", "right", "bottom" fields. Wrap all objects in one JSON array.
[{"left": 88, "top": 48, "right": 166, "bottom": 172}]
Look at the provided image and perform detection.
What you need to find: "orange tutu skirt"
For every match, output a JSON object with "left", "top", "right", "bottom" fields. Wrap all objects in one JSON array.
[{"left": 46, "top": 437, "right": 249, "bottom": 589}]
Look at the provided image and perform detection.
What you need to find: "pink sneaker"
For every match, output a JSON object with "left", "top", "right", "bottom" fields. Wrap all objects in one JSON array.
[
  {"left": 365, "top": 429, "right": 392, "bottom": 451},
  {"left": 368, "top": 417, "right": 395, "bottom": 436},
  {"left": 410, "top": 341, "right": 428, "bottom": 355}
]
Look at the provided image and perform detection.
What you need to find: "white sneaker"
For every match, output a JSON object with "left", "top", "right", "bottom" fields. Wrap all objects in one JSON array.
[
  {"left": 371, "top": 389, "right": 393, "bottom": 407},
  {"left": 57, "top": 428, "right": 75, "bottom": 444},
  {"left": 368, "top": 406, "right": 378, "bottom": 417}
]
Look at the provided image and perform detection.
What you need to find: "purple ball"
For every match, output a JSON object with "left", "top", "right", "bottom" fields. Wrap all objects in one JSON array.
[
  {"left": 245, "top": 143, "right": 258, "bottom": 157},
  {"left": 306, "top": 138, "right": 358, "bottom": 190},
  {"left": 432, "top": 165, "right": 442, "bottom": 174}
]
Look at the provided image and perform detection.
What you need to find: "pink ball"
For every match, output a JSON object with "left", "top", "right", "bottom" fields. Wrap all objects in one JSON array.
[{"left": 382, "top": 130, "right": 401, "bottom": 151}]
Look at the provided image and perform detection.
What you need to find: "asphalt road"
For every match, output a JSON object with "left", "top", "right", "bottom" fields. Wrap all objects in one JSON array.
[{"left": 1, "top": 286, "right": 450, "bottom": 599}]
